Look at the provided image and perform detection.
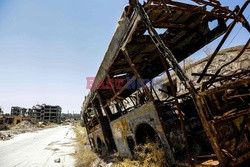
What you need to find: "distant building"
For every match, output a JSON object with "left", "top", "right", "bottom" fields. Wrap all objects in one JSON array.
[
  {"left": 27, "top": 108, "right": 35, "bottom": 117},
  {"left": 0, "top": 107, "right": 3, "bottom": 115},
  {"left": 11, "top": 106, "right": 27, "bottom": 117},
  {"left": 33, "top": 104, "right": 61, "bottom": 123}
]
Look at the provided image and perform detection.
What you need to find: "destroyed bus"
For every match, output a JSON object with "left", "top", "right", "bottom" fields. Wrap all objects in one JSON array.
[{"left": 82, "top": 0, "right": 250, "bottom": 166}]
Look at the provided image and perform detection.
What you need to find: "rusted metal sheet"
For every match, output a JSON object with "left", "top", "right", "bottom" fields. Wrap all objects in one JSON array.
[{"left": 110, "top": 101, "right": 174, "bottom": 163}]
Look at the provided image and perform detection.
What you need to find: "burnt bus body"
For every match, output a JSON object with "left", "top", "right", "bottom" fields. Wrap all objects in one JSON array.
[{"left": 82, "top": 0, "right": 250, "bottom": 166}]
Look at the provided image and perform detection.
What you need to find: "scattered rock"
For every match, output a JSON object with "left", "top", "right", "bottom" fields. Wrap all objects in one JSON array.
[
  {"left": 0, "top": 132, "right": 12, "bottom": 140},
  {"left": 0, "top": 120, "right": 44, "bottom": 141},
  {"left": 54, "top": 158, "right": 61, "bottom": 163},
  {"left": 11, "top": 121, "right": 36, "bottom": 131}
]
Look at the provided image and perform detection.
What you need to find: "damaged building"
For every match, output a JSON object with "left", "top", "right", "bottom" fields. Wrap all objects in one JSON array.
[
  {"left": 33, "top": 104, "right": 61, "bottom": 123},
  {"left": 0, "top": 104, "right": 62, "bottom": 128},
  {"left": 0, "top": 108, "right": 4, "bottom": 130},
  {"left": 82, "top": 0, "right": 249, "bottom": 166},
  {"left": 11, "top": 106, "right": 28, "bottom": 117}
]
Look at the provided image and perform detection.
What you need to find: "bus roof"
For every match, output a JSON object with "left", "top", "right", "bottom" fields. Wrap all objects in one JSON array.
[{"left": 82, "top": 0, "right": 237, "bottom": 112}]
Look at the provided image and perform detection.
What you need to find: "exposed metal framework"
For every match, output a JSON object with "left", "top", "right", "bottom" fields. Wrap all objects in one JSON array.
[{"left": 82, "top": 0, "right": 250, "bottom": 166}]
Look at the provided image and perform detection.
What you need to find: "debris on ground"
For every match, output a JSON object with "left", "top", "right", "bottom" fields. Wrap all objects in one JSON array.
[
  {"left": 0, "top": 133, "right": 12, "bottom": 140},
  {"left": 54, "top": 158, "right": 61, "bottom": 163},
  {"left": 0, "top": 120, "right": 59, "bottom": 141},
  {"left": 11, "top": 120, "right": 37, "bottom": 131}
]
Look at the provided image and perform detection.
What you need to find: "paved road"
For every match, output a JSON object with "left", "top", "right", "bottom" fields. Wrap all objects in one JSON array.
[{"left": 0, "top": 125, "right": 76, "bottom": 167}]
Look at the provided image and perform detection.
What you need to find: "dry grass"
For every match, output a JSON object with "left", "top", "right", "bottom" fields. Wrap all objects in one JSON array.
[
  {"left": 75, "top": 122, "right": 88, "bottom": 144},
  {"left": 113, "top": 143, "right": 166, "bottom": 167},
  {"left": 74, "top": 122, "right": 98, "bottom": 167},
  {"left": 74, "top": 122, "right": 167, "bottom": 167},
  {"left": 46, "top": 122, "right": 58, "bottom": 127}
]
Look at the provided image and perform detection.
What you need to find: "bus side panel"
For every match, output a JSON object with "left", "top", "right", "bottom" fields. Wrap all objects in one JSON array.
[{"left": 110, "top": 101, "right": 174, "bottom": 161}]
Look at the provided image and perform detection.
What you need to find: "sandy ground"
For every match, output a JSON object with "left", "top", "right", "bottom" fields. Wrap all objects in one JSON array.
[{"left": 0, "top": 125, "right": 76, "bottom": 167}]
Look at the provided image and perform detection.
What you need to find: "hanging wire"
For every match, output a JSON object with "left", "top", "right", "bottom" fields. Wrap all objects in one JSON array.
[{"left": 227, "top": 14, "right": 250, "bottom": 47}]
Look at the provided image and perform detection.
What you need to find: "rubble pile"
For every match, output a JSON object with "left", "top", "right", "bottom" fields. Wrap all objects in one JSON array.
[
  {"left": 11, "top": 121, "right": 37, "bottom": 133},
  {"left": 0, "top": 120, "right": 42, "bottom": 141},
  {"left": 0, "top": 132, "right": 12, "bottom": 141}
]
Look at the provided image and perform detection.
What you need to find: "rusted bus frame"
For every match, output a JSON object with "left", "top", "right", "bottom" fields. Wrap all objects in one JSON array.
[
  {"left": 82, "top": 106, "right": 96, "bottom": 149},
  {"left": 85, "top": 104, "right": 100, "bottom": 133},
  {"left": 202, "top": 75, "right": 250, "bottom": 94},
  {"left": 135, "top": 0, "right": 193, "bottom": 165},
  {"left": 159, "top": 54, "right": 193, "bottom": 165},
  {"left": 191, "top": 0, "right": 244, "bottom": 22},
  {"left": 82, "top": 0, "right": 239, "bottom": 115},
  {"left": 87, "top": 12, "right": 142, "bottom": 112},
  {"left": 163, "top": 0, "right": 250, "bottom": 32},
  {"left": 103, "top": 76, "right": 136, "bottom": 109},
  {"left": 83, "top": 0, "right": 248, "bottom": 165},
  {"left": 160, "top": 0, "right": 240, "bottom": 21},
  {"left": 121, "top": 48, "right": 176, "bottom": 163},
  {"left": 212, "top": 109, "right": 249, "bottom": 123},
  {"left": 82, "top": 9, "right": 140, "bottom": 117},
  {"left": 198, "top": 81, "right": 250, "bottom": 164},
  {"left": 192, "top": 40, "right": 250, "bottom": 90},
  {"left": 197, "top": 0, "right": 250, "bottom": 83},
  {"left": 130, "top": 0, "right": 195, "bottom": 96},
  {"left": 208, "top": 39, "right": 250, "bottom": 83},
  {"left": 96, "top": 91, "right": 112, "bottom": 122},
  {"left": 122, "top": 49, "right": 154, "bottom": 101},
  {"left": 151, "top": 80, "right": 160, "bottom": 101},
  {"left": 147, "top": 0, "right": 234, "bottom": 18},
  {"left": 191, "top": 0, "right": 231, "bottom": 12},
  {"left": 106, "top": 74, "right": 141, "bottom": 118},
  {"left": 92, "top": 100, "right": 112, "bottom": 152},
  {"left": 131, "top": 0, "right": 228, "bottom": 165},
  {"left": 83, "top": 101, "right": 108, "bottom": 151}
]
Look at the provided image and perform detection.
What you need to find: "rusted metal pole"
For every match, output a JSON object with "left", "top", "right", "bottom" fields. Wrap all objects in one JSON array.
[
  {"left": 93, "top": 101, "right": 112, "bottom": 152},
  {"left": 210, "top": 39, "right": 250, "bottom": 82},
  {"left": 83, "top": 112, "right": 93, "bottom": 149},
  {"left": 197, "top": 0, "right": 249, "bottom": 83},
  {"left": 129, "top": 96, "right": 136, "bottom": 106},
  {"left": 107, "top": 74, "right": 129, "bottom": 113},
  {"left": 159, "top": 54, "right": 193, "bottom": 165},
  {"left": 107, "top": 74, "right": 117, "bottom": 95},
  {"left": 162, "top": 0, "right": 237, "bottom": 20},
  {"left": 122, "top": 49, "right": 154, "bottom": 101},
  {"left": 96, "top": 91, "right": 112, "bottom": 122},
  {"left": 151, "top": 81, "right": 160, "bottom": 101},
  {"left": 103, "top": 76, "right": 136, "bottom": 108}
]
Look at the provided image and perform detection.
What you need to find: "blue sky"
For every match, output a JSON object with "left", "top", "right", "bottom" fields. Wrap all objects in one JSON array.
[{"left": 0, "top": 0, "right": 249, "bottom": 113}]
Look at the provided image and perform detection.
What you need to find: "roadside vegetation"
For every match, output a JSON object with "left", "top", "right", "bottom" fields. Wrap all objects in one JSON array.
[
  {"left": 113, "top": 143, "right": 166, "bottom": 167},
  {"left": 74, "top": 122, "right": 99, "bottom": 167},
  {"left": 74, "top": 121, "right": 167, "bottom": 167}
]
